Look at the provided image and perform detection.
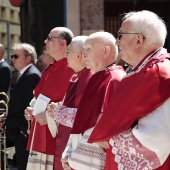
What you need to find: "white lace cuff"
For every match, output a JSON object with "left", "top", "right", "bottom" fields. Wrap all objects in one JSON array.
[{"left": 54, "top": 105, "right": 77, "bottom": 128}]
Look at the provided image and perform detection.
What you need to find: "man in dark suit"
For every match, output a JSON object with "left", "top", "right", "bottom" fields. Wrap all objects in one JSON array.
[
  {"left": 5, "top": 43, "right": 41, "bottom": 170},
  {"left": 0, "top": 44, "right": 12, "bottom": 106}
]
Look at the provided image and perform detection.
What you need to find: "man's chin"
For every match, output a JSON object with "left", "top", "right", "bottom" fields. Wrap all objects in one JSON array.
[{"left": 85, "top": 65, "right": 91, "bottom": 69}]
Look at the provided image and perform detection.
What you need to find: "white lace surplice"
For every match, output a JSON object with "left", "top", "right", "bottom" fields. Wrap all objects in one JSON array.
[
  {"left": 110, "top": 130, "right": 160, "bottom": 170},
  {"left": 68, "top": 127, "right": 106, "bottom": 170},
  {"left": 27, "top": 150, "right": 54, "bottom": 170},
  {"left": 109, "top": 98, "right": 170, "bottom": 170}
]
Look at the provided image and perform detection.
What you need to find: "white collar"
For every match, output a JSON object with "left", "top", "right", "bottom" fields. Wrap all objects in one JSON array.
[
  {"left": 19, "top": 63, "right": 33, "bottom": 76},
  {"left": 0, "top": 58, "right": 4, "bottom": 63}
]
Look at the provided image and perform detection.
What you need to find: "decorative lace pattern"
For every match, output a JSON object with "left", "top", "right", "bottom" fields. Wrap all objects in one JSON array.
[
  {"left": 109, "top": 129, "right": 160, "bottom": 170},
  {"left": 27, "top": 151, "right": 54, "bottom": 170},
  {"left": 54, "top": 105, "right": 77, "bottom": 128},
  {"left": 68, "top": 129, "right": 106, "bottom": 170}
]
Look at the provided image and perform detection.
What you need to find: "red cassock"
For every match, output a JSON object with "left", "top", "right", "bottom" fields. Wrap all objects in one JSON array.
[
  {"left": 27, "top": 58, "right": 73, "bottom": 155},
  {"left": 54, "top": 68, "right": 93, "bottom": 170},
  {"left": 63, "top": 68, "right": 93, "bottom": 108},
  {"left": 88, "top": 50, "right": 170, "bottom": 169},
  {"left": 71, "top": 64, "right": 126, "bottom": 135}
]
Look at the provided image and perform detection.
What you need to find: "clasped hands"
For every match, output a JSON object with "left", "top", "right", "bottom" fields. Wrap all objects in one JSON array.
[
  {"left": 24, "top": 106, "right": 47, "bottom": 125},
  {"left": 46, "top": 102, "right": 60, "bottom": 118},
  {"left": 24, "top": 102, "right": 61, "bottom": 126}
]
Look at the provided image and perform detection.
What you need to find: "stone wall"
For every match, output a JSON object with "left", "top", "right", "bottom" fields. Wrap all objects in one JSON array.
[{"left": 80, "top": 0, "right": 104, "bottom": 35}]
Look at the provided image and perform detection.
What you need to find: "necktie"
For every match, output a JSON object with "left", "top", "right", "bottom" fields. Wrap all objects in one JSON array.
[{"left": 16, "top": 73, "right": 21, "bottom": 83}]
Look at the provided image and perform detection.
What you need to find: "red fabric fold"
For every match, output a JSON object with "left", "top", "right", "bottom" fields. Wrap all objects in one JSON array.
[
  {"left": 63, "top": 69, "right": 93, "bottom": 108},
  {"left": 54, "top": 68, "right": 93, "bottom": 169},
  {"left": 71, "top": 65, "right": 126, "bottom": 134}
]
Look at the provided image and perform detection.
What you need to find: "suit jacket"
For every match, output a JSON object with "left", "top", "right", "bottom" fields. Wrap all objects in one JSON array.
[
  {"left": 0, "top": 60, "right": 12, "bottom": 103},
  {"left": 6, "top": 64, "right": 41, "bottom": 142}
]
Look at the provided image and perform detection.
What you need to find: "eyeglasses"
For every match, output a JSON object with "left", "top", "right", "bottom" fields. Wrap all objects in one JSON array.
[
  {"left": 65, "top": 49, "right": 78, "bottom": 56},
  {"left": 117, "top": 32, "right": 142, "bottom": 40},
  {"left": 47, "top": 35, "right": 63, "bottom": 41},
  {"left": 11, "top": 54, "right": 19, "bottom": 59}
]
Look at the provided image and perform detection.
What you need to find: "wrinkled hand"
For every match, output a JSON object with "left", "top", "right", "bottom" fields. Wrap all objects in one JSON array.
[
  {"left": 61, "top": 158, "right": 71, "bottom": 170},
  {"left": 97, "top": 141, "right": 109, "bottom": 152},
  {"left": 24, "top": 107, "right": 34, "bottom": 121},
  {"left": 47, "top": 102, "right": 61, "bottom": 118},
  {"left": 34, "top": 111, "right": 47, "bottom": 125}
]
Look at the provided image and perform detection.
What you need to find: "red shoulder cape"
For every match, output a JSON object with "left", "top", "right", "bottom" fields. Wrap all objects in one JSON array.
[{"left": 88, "top": 54, "right": 170, "bottom": 143}]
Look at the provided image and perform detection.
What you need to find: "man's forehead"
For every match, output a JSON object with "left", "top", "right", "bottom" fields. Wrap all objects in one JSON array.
[
  {"left": 120, "top": 20, "right": 132, "bottom": 31},
  {"left": 83, "top": 38, "right": 95, "bottom": 48},
  {"left": 50, "top": 29, "right": 60, "bottom": 36},
  {"left": 13, "top": 48, "right": 23, "bottom": 52},
  {"left": 83, "top": 43, "right": 92, "bottom": 49}
]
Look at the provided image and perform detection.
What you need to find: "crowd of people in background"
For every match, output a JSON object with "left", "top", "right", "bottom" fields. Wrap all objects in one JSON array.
[{"left": 0, "top": 10, "right": 170, "bottom": 170}]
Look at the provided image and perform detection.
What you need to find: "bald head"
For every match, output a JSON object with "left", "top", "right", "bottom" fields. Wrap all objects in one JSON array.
[
  {"left": 45, "top": 27, "right": 74, "bottom": 61},
  {"left": 86, "top": 32, "right": 118, "bottom": 60},
  {"left": 52, "top": 27, "right": 74, "bottom": 46},
  {"left": 83, "top": 32, "right": 118, "bottom": 73},
  {"left": 0, "top": 44, "right": 5, "bottom": 60}
]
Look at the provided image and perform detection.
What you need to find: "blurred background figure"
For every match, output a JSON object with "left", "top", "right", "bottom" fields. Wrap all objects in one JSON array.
[
  {"left": 0, "top": 44, "right": 12, "bottom": 105},
  {"left": 35, "top": 46, "right": 54, "bottom": 73},
  {"left": 0, "top": 43, "right": 12, "bottom": 170}
]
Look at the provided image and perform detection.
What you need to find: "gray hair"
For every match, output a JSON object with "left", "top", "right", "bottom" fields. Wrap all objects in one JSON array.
[
  {"left": 71, "top": 36, "right": 88, "bottom": 51},
  {"left": 12, "top": 43, "right": 37, "bottom": 64},
  {"left": 57, "top": 27, "right": 74, "bottom": 46},
  {"left": 124, "top": 10, "right": 167, "bottom": 46}
]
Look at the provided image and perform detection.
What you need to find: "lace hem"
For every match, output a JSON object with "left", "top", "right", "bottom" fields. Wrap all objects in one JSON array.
[{"left": 109, "top": 129, "right": 161, "bottom": 170}]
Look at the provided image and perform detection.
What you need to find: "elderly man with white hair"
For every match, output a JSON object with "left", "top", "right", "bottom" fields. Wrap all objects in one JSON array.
[
  {"left": 62, "top": 32, "right": 126, "bottom": 170},
  {"left": 89, "top": 10, "right": 170, "bottom": 170}
]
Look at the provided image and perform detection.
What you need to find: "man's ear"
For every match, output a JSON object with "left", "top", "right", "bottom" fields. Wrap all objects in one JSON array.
[
  {"left": 136, "top": 34, "right": 144, "bottom": 46},
  {"left": 61, "top": 39, "right": 66, "bottom": 46},
  {"left": 77, "top": 51, "right": 82, "bottom": 59},
  {"left": 26, "top": 55, "right": 32, "bottom": 63},
  {"left": 104, "top": 46, "right": 110, "bottom": 57}
]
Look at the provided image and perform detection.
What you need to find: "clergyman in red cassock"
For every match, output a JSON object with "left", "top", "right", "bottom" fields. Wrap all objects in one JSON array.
[
  {"left": 88, "top": 10, "right": 170, "bottom": 170},
  {"left": 26, "top": 27, "right": 74, "bottom": 170},
  {"left": 50, "top": 36, "right": 93, "bottom": 170},
  {"left": 65, "top": 32, "right": 126, "bottom": 170}
]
